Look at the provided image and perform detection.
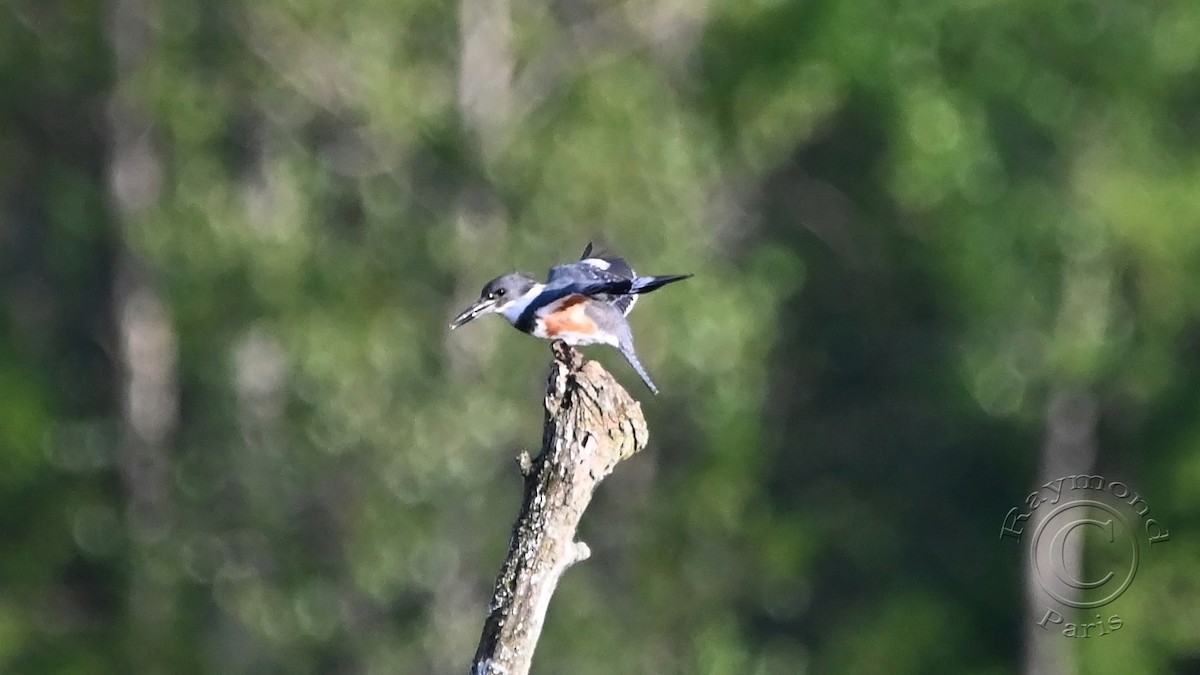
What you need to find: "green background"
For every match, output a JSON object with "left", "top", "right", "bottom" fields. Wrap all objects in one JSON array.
[{"left": 2, "top": 0, "right": 1198, "bottom": 672}]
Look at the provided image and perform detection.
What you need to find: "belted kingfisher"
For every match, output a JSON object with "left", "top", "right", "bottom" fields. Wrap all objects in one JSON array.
[{"left": 449, "top": 244, "right": 691, "bottom": 394}]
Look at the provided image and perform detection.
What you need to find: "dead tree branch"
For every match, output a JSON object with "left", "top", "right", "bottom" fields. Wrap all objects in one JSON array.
[{"left": 471, "top": 343, "right": 649, "bottom": 675}]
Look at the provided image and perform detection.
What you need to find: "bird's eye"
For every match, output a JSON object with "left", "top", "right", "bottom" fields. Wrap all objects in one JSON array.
[{"left": 495, "top": 288, "right": 506, "bottom": 297}]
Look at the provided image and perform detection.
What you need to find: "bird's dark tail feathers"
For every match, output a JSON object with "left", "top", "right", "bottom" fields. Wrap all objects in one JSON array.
[
  {"left": 580, "top": 274, "right": 692, "bottom": 299},
  {"left": 629, "top": 274, "right": 692, "bottom": 294},
  {"left": 616, "top": 336, "right": 659, "bottom": 395}
]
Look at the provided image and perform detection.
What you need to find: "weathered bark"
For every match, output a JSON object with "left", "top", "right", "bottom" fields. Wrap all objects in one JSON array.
[{"left": 471, "top": 343, "right": 649, "bottom": 675}]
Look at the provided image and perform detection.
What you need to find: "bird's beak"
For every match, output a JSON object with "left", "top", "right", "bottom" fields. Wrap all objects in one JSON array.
[{"left": 449, "top": 298, "right": 495, "bottom": 330}]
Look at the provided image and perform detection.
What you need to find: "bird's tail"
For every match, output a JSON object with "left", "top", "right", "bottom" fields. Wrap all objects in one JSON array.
[
  {"left": 629, "top": 274, "right": 692, "bottom": 294},
  {"left": 581, "top": 274, "right": 692, "bottom": 299},
  {"left": 615, "top": 327, "right": 659, "bottom": 395}
]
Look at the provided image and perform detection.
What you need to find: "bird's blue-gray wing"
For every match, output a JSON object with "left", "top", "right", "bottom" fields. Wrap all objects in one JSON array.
[
  {"left": 547, "top": 260, "right": 639, "bottom": 316},
  {"left": 578, "top": 243, "right": 636, "bottom": 281},
  {"left": 581, "top": 245, "right": 638, "bottom": 314},
  {"left": 517, "top": 265, "right": 632, "bottom": 330},
  {"left": 553, "top": 245, "right": 639, "bottom": 315}
]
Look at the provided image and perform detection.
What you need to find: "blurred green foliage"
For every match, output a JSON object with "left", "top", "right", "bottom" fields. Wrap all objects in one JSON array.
[{"left": 2, "top": 0, "right": 1199, "bottom": 673}]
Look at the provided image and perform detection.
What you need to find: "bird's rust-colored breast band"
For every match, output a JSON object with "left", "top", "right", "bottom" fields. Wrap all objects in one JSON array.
[{"left": 541, "top": 295, "right": 598, "bottom": 337}]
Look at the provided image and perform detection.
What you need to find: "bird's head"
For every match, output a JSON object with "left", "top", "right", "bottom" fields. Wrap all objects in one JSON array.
[{"left": 449, "top": 272, "right": 538, "bottom": 329}]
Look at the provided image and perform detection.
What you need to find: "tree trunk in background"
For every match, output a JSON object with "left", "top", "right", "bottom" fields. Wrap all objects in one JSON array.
[
  {"left": 1021, "top": 255, "right": 1114, "bottom": 675},
  {"left": 1021, "top": 388, "right": 1097, "bottom": 675},
  {"left": 107, "top": 0, "right": 179, "bottom": 669},
  {"left": 458, "top": 0, "right": 512, "bottom": 159}
]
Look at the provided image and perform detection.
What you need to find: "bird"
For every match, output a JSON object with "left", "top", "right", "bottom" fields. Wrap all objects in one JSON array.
[{"left": 449, "top": 243, "right": 692, "bottom": 394}]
